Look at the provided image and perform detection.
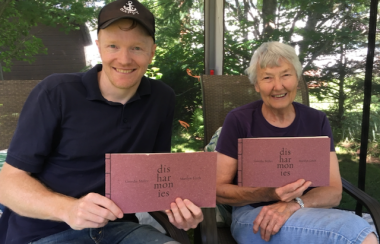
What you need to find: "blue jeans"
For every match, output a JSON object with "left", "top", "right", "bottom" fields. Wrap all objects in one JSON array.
[
  {"left": 231, "top": 205, "right": 377, "bottom": 244},
  {"left": 30, "top": 222, "right": 180, "bottom": 244}
]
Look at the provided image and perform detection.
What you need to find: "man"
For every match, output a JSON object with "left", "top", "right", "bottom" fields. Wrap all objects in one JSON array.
[{"left": 0, "top": 0, "right": 203, "bottom": 243}]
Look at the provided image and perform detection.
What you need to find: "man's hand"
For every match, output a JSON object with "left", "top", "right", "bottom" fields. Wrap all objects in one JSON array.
[
  {"left": 274, "top": 179, "right": 311, "bottom": 202},
  {"left": 253, "top": 201, "right": 300, "bottom": 241},
  {"left": 64, "top": 193, "right": 123, "bottom": 230},
  {"left": 165, "top": 198, "right": 204, "bottom": 231}
]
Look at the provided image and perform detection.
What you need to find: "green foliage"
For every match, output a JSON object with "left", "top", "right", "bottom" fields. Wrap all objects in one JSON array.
[
  {"left": 224, "top": 0, "right": 373, "bottom": 72},
  {"left": 334, "top": 108, "right": 380, "bottom": 150},
  {"left": 189, "top": 107, "right": 204, "bottom": 139},
  {"left": 171, "top": 127, "right": 203, "bottom": 153},
  {"left": 223, "top": 0, "right": 380, "bottom": 148},
  {"left": 145, "top": 67, "right": 163, "bottom": 80},
  {"left": 0, "top": 0, "right": 100, "bottom": 72},
  {"left": 171, "top": 106, "right": 204, "bottom": 153},
  {"left": 315, "top": 83, "right": 380, "bottom": 144},
  {"left": 142, "top": 0, "right": 205, "bottom": 127},
  {"left": 145, "top": 0, "right": 379, "bottom": 154}
]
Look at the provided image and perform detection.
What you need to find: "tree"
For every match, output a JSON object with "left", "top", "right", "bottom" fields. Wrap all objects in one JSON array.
[
  {"left": 1, "top": 0, "right": 205, "bottom": 129},
  {"left": 0, "top": 0, "right": 99, "bottom": 75},
  {"left": 140, "top": 0, "right": 205, "bottom": 129},
  {"left": 223, "top": 0, "right": 378, "bottom": 142}
]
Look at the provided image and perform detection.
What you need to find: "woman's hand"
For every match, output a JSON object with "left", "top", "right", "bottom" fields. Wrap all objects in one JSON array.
[
  {"left": 251, "top": 179, "right": 311, "bottom": 241},
  {"left": 274, "top": 179, "right": 311, "bottom": 202},
  {"left": 253, "top": 201, "right": 301, "bottom": 241}
]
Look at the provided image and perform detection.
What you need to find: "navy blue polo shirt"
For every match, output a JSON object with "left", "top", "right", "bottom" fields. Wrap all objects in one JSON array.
[{"left": 0, "top": 64, "right": 175, "bottom": 243}]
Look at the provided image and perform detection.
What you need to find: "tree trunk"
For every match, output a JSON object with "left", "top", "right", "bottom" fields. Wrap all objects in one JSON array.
[
  {"left": 0, "top": 0, "right": 12, "bottom": 19},
  {"left": 262, "top": 0, "right": 277, "bottom": 39},
  {"left": 233, "top": 0, "right": 250, "bottom": 41},
  {"left": 337, "top": 44, "right": 347, "bottom": 129},
  {"left": 298, "top": 7, "right": 323, "bottom": 63},
  {"left": 0, "top": 63, "right": 3, "bottom": 80}
]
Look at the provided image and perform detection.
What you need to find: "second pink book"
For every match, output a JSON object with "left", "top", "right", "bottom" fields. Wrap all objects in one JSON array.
[
  {"left": 105, "top": 152, "right": 217, "bottom": 213},
  {"left": 238, "top": 137, "right": 331, "bottom": 187}
]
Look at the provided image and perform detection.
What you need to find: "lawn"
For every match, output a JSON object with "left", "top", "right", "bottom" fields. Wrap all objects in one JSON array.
[{"left": 337, "top": 152, "right": 380, "bottom": 211}]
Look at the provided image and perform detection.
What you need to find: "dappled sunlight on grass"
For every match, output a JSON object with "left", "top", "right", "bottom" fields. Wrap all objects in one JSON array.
[{"left": 171, "top": 132, "right": 204, "bottom": 153}]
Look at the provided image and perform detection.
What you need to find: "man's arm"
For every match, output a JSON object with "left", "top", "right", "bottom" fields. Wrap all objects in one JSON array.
[
  {"left": 165, "top": 198, "right": 204, "bottom": 231},
  {"left": 0, "top": 162, "right": 123, "bottom": 230}
]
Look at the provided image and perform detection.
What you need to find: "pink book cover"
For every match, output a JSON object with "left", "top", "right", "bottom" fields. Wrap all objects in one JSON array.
[
  {"left": 105, "top": 152, "right": 217, "bottom": 213},
  {"left": 238, "top": 137, "right": 330, "bottom": 187}
]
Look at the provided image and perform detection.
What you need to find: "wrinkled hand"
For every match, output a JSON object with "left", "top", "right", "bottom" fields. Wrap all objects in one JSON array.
[
  {"left": 165, "top": 198, "right": 204, "bottom": 231},
  {"left": 275, "top": 179, "right": 311, "bottom": 202},
  {"left": 65, "top": 193, "right": 123, "bottom": 230},
  {"left": 253, "top": 201, "right": 298, "bottom": 241}
]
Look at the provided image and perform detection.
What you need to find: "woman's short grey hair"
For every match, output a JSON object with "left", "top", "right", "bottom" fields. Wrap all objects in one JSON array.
[{"left": 245, "top": 42, "right": 302, "bottom": 85}]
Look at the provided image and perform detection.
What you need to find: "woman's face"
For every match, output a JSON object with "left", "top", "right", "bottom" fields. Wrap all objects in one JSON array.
[{"left": 255, "top": 59, "right": 299, "bottom": 112}]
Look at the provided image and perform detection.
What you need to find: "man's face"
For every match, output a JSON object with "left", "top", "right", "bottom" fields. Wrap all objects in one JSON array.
[
  {"left": 96, "top": 19, "right": 156, "bottom": 95},
  {"left": 255, "top": 59, "right": 299, "bottom": 112}
]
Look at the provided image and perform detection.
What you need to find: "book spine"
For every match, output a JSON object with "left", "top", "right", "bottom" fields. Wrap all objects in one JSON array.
[
  {"left": 105, "top": 153, "right": 111, "bottom": 199},
  {"left": 237, "top": 138, "right": 242, "bottom": 187}
]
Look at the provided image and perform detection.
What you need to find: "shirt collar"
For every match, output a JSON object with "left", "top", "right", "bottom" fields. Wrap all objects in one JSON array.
[{"left": 83, "top": 64, "right": 151, "bottom": 103}]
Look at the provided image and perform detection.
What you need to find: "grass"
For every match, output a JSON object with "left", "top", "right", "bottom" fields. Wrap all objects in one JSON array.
[
  {"left": 337, "top": 152, "right": 380, "bottom": 211},
  {"left": 171, "top": 129, "right": 204, "bottom": 153}
]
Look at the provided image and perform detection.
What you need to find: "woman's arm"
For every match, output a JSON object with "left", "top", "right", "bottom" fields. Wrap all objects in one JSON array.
[
  {"left": 294, "top": 152, "right": 342, "bottom": 208},
  {"left": 216, "top": 152, "right": 311, "bottom": 206},
  {"left": 252, "top": 151, "right": 343, "bottom": 241}
]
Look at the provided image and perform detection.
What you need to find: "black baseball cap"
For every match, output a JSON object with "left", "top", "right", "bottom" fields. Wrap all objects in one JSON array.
[{"left": 97, "top": 0, "right": 155, "bottom": 42}]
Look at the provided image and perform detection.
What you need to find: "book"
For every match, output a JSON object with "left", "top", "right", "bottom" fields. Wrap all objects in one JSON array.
[
  {"left": 105, "top": 152, "right": 217, "bottom": 213},
  {"left": 237, "top": 137, "right": 330, "bottom": 187}
]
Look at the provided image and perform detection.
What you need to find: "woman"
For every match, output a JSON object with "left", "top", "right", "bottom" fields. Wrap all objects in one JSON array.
[{"left": 215, "top": 42, "right": 378, "bottom": 244}]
